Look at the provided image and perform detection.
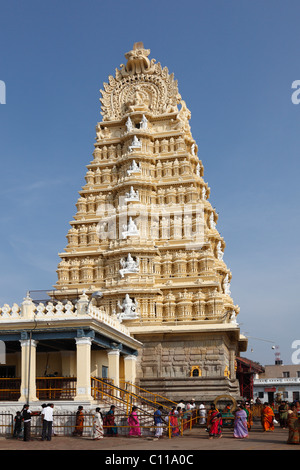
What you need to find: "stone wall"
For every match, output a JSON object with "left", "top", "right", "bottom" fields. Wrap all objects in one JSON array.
[{"left": 134, "top": 332, "right": 240, "bottom": 402}]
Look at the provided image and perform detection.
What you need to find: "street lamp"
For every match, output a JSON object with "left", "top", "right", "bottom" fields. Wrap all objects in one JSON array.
[{"left": 87, "top": 291, "right": 103, "bottom": 313}]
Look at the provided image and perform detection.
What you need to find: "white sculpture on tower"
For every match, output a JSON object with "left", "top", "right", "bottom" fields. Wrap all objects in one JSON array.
[
  {"left": 129, "top": 136, "right": 142, "bottom": 152},
  {"left": 117, "top": 294, "right": 138, "bottom": 321},
  {"left": 126, "top": 116, "right": 133, "bottom": 132},
  {"left": 210, "top": 213, "right": 216, "bottom": 229},
  {"left": 140, "top": 114, "right": 148, "bottom": 130},
  {"left": 223, "top": 274, "right": 231, "bottom": 295},
  {"left": 125, "top": 186, "right": 139, "bottom": 201},
  {"left": 122, "top": 216, "right": 139, "bottom": 239},
  {"left": 229, "top": 310, "right": 238, "bottom": 325},
  {"left": 217, "top": 241, "right": 224, "bottom": 260},
  {"left": 119, "top": 253, "right": 140, "bottom": 278},
  {"left": 127, "top": 159, "right": 141, "bottom": 175}
]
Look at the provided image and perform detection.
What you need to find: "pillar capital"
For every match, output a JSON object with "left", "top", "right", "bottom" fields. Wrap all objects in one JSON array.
[
  {"left": 75, "top": 336, "right": 93, "bottom": 346},
  {"left": 108, "top": 349, "right": 120, "bottom": 356},
  {"left": 19, "top": 339, "right": 38, "bottom": 348}
]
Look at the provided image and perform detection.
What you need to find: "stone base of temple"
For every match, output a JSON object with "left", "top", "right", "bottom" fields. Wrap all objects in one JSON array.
[
  {"left": 132, "top": 327, "right": 246, "bottom": 403},
  {"left": 137, "top": 377, "right": 241, "bottom": 404}
]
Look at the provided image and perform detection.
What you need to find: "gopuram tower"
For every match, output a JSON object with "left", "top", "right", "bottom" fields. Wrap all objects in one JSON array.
[{"left": 54, "top": 43, "right": 247, "bottom": 401}]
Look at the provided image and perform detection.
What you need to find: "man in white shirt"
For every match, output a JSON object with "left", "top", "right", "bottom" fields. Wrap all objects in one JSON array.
[
  {"left": 41, "top": 403, "right": 54, "bottom": 441},
  {"left": 177, "top": 400, "right": 185, "bottom": 410}
]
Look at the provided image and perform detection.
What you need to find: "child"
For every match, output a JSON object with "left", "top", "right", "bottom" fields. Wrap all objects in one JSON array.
[{"left": 13, "top": 411, "right": 22, "bottom": 439}]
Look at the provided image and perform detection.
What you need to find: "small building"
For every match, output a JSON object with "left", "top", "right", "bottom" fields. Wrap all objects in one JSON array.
[{"left": 253, "top": 364, "right": 300, "bottom": 404}]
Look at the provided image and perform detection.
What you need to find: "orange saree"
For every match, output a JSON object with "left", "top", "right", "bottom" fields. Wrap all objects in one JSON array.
[{"left": 261, "top": 405, "right": 274, "bottom": 431}]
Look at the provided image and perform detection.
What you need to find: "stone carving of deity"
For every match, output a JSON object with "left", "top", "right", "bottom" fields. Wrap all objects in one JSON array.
[
  {"left": 140, "top": 114, "right": 148, "bottom": 130},
  {"left": 217, "top": 241, "right": 224, "bottom": 261},
  {"left": 126, "top": 116, "right": 133, "bottom": 132},
  {"left": 127, "top": 159, "right": 141, "bottom": 175},
  {"left": 196, "top": 162, "right": 201, "bottom": 177},
  {"left": 122, "top": 216, "right": 139, "bottom": 238},
  {"left": 223, "top": 274, "right": 231, "bottom": 295},
  {"left": 119, "top": 253, "right": 140, "bottom": 278},
  {"left": 210, "top": 213, "right": 216, "bottom": 230},
  {"left": 229, "top": 310, "right": 238, "bottom": 325},
  {"left": 125, "top": 186, "right": 139, "bottom": 201},
  {"left": 129, "top": 136, "right": 142, "bottom": 152},
  {"left": 117, "top": 294, "right": 138, "bottom": 321}
]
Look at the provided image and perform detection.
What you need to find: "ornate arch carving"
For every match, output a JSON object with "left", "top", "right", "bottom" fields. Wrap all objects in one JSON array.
[{"left": 100, "top": 43, "right": 182, "bottom": 121}]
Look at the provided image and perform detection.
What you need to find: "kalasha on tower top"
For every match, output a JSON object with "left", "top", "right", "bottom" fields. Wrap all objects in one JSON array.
[{"left": 55, "top": 43, "right": 247, "bottom": 401}]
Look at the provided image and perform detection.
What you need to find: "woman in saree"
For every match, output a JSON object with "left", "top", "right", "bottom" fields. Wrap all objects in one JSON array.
[
  {"left": 128, "top": 406, "right": 141, "bottom": 437},
  {"left": 245, "top": 402, "right": 253, "bottom": 431},
  {"left": 104, "top": 405, "right": 118, "bottom": 436},
  {"left": 279, "top": 401, "right": 289, "bottom": 429},
  {"left": 287, "top": 405, "right": 300, "bottom": 445},
  {"left": 206, "top": 403, "right": 218, "bottom": 429},
  {"left": 182, "top": 408, "right": 189, "bottom": 430},
  {"left": 169, "top": 407, "right": 180, "bottom": 436},
  {"left": 233, "top": 405, "right": 248, "bottom": 439},
  {"left": 261, "top": 402, "right": 275, "bottom": 432},
  {"left": 176, "top": 406, "right": 183, "bottom": 433},
  {"left": 92, "top": 407, "right": 104, "bottom": 440},
  {"left": 208, "top": 404, "right": 223, "bottom": 439},
  {"left": 73, "top": 406, "right": 84, "bottom": 436}
]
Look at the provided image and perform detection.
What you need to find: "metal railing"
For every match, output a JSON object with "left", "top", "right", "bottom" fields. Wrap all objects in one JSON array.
[
  {"left": 36, "top": 377, "right": 77, "bottom": 400},
  {"left": 5, "top": 410, "right": 197, "bottom": 439},
  {"left": 0, "top": 413, "right": 14, "bottom": 436},
  {"left": 91, "top": 377, "right": 175, "bottom": 415},
  {"left": 0, "top": 379, "right": 21, "bottom": 401},
  {"left": 120, "top": 380, "right": 178, "bottom": 410}
]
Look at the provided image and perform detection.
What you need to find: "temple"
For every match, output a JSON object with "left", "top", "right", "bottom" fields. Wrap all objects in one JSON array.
[{"left": 0, "top": 43, "right": 247, "bottom": 409}]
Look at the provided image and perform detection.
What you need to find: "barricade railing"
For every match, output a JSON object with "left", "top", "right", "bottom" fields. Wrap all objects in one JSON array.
[
  {"left": 2, "top": 409, "right": 204, "bottom": 439},
  {"left": 8, "top": 411, "right": 177, "bottom": 439},
  {"left": 0, "top": 413, "right": 14, "bottom": 436}
]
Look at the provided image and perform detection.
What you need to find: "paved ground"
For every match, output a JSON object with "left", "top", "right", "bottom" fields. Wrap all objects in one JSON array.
[{"left": 0, "top": 422, "right": 298, "bottom": 453}]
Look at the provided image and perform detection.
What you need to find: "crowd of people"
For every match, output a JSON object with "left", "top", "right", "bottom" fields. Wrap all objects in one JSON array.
[
  {"left": 154, "top": 398, "right": 300, "bottom": 444},
  {"left": 11, "top": 398, "right": 300, "bottom": 444}
]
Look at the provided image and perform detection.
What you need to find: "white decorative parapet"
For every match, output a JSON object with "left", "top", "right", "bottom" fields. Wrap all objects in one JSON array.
[
  {"left": 0, "top": 297, "right": 76, "bottom": 321},
  {"left": 35, "top": 301, "right": 75, "bottom": 317},
  {"left": 89, "top": 305, "right": 131, "bottom": 337},
  {"left": 0, "top": 303, "right": 21, "bottom": 318},
  {"left": 0, "top": 292, "right": 132, "bottom": 338}
]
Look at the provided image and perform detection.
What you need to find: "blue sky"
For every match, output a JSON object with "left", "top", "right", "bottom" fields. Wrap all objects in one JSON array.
[{"left": 0, "top": 0, "right": 299, "bottom": 366}]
